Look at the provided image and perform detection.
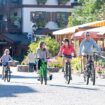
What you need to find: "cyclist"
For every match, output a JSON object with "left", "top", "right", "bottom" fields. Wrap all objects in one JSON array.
[
  {"left": 0, "top": 49, "right": 13, "bottom": 79},
  {"left": 57, "top": 38, "right": 76, "bottom": 72},
  {"left": 36, "top": 41, "right": 52, "bottom": 80},
  {"left": 79, "top": 32, "right": 101, "bottom": 71}
]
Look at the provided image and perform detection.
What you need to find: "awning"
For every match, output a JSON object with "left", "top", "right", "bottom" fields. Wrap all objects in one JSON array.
[
  {"left": 73, "top": 26, "right": 105, "bottom": 39},
  {"left": 53, "top": 20, "right": 105, "bottom": 35},
  {"left": 53, "top": 26, "right": 78, "bottom": 35},
  {"left": 79, "top": 20, "right": 105, "bottom": 28}
]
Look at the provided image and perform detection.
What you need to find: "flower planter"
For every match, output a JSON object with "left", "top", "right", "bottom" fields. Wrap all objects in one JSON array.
[
  {"left": 37, "top": 0, "right": 46, "bottom": 5},
  {"left": 48, "top": 67, "right": 60, "bottom": 72},
  {"left": 17, "top": 65, "right": 29, "bottom": 72},
  {"left": 8, "top": 61, "right": 19, "bottom": 67}
]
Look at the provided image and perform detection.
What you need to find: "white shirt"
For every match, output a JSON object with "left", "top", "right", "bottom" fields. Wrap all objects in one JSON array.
[{"left": 28, "top": 53, "right": 36, "bottom": 63}]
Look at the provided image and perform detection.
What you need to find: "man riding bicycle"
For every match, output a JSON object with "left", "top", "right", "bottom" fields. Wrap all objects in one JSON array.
[
  {"left": 58, "top": 38, "right": 76, "bottom": 72},
  {"left": 79, "top": 32, "right": 101, "bottom": 71}
]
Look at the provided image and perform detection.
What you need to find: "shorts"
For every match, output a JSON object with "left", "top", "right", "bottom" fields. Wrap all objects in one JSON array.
[
  {"left": 63, "top": 54, "right": 72, "bottom": 59},
  {"left": 2, "top": 62, "right": 8, "bottom": 66}
]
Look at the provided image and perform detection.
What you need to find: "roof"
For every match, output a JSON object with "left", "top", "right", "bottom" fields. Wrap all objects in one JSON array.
[
  {"left": 53, "top": 26, "right": 78, "bottom": 35},
  {"left": 79, "top": 20, "right": 105, "bottom": 28},
  {"left": 34, "top": 28, "right": 53, "bottom": 35},
  {"left": 53, "top": 20, "right": 105, "bottom": 35},
  {"left": 3, "top": 33, "right": 30, "bottom": 45}
]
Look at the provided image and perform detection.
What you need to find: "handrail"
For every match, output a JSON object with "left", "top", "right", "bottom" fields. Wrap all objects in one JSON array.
[{"left": 95, "top": 53, "right": 105, "bottom": 60}]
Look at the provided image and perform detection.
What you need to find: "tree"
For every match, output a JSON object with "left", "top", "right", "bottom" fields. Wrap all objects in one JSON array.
[
  {"left": 68, "top": 0, "right": 100, "bottom": 26},
  {"left": 29, "top": 37, "right": 60, "bottom": 56},
  {"left": 95, "top": 3, "right": 105, "bottom": 20}
]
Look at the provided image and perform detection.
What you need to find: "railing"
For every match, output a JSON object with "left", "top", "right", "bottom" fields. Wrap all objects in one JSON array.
[
  {"left": 0, "top": 0, "right": 22, "bottom": 7},
  {"left": 0, "top": 20, "right": 22, "bottom": 34}
]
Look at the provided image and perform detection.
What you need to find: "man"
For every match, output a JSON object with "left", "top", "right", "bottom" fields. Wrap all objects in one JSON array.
[{"left": 79, "top": 32, "right": 101, "bottom": 71}]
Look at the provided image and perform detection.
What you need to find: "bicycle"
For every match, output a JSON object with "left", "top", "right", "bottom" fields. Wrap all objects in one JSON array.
[
  {"left": 39, "top": 59, "right": 48, "bottom": 85},
  {"left": 84, "top": 55, "right": 95, "bottom": 85},
  {"left": 3, "top": 66, "right": 11, "bottom": 82},
  {"left": 64, "top": 56, "right": 72, "bottom": 84}
]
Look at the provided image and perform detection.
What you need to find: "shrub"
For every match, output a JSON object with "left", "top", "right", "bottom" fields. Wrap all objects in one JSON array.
[{"left": 29, "top": 37, "right": 60, "bottom": 56}]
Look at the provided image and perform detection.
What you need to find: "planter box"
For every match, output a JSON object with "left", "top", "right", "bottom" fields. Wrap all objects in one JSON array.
[
  {"left": 9, "top": 61, "right": 19, "bottom": 67},
  {"left": 17, "top": 65, "right": 29, "bottom": 72},
  {"left": 48, "top": 67, "right": 60, "bottom": 72}
]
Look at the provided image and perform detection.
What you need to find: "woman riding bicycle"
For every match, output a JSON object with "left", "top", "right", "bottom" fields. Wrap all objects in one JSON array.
[
  {"left": 36, "top": 41, "right": 52, "bottom": 80},
  {"left": 57, "top": 38, "right": 76, "bottom": 71},
  {"left": 0, "top": 49, "right": 13, "bottom": 79}
]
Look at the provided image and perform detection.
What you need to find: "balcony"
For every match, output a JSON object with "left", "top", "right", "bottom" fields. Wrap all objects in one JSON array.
[{"left": 0, "top": 20, "right": 22, "bottom": 34}]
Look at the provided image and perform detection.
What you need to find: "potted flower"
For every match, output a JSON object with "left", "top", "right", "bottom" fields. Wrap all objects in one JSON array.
[
  {"left": 37, "top": 0, "right": 47, "bottom": 5},
  {"left": 58, "top": 0, "right": 69, "bottom": 5}
]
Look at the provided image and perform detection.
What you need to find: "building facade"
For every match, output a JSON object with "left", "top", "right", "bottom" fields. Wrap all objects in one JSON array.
[
  {"left": 0, "top": 0, "right": 80, "bottom": 59},
  {"left": 22, "top": 0, "right": 79, "bottom": 33}
]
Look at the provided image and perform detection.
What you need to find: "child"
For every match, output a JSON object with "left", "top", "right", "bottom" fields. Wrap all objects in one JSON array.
[{"left": 0, "top": 49, "right": 13, "bottom": 79}]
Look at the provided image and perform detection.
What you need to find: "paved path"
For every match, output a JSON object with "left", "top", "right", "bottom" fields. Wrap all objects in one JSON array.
[{"left": 0, "top": 67, "right": 105, "bottom": 105}]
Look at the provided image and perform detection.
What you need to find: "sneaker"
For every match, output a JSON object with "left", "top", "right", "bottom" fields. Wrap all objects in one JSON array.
[{"left": 37, "top": 77, "right": 40, "bottom": 81}]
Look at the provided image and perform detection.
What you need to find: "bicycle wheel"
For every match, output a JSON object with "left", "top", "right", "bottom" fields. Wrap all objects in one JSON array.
[
  {"left": 64, "top": 62, "right": 71, "bottom": 84},
  {"left": 86, "top": 74, "right": 90, "bottom": 85},
  {"left": 83, "top": 69, "right": 87, "bottom": 82},
  {"left": 91, "top": 65, "right": 95, "bottom": 85},
  {"left": 7, "top": 70, "right": 11, "bottom": 82},
  {"left": 44, "top": 71, "right": 47, "bottom": 85},
  {"left": 40, "top": 75, "right": 43, "bottom": 84},
  {"left": 40, "top": 67, "right": 43, "bottom": 84},
  {"left": 86, "top": 68, "right": 91, "bottom": 85},
  {"left": 44, "top": 63, "right": 47, "bottom": 85},
  {"left": 4, "top": 71, "right": 7, "bottom": 82}
]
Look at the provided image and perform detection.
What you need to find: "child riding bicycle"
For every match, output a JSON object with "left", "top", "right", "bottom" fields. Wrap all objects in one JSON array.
[{"left": 0, "top": 49, "right": 13, "bottom": 79}]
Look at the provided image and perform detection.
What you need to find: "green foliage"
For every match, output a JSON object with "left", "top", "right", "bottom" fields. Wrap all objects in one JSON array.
[
  {"left": 71, "top": 57, "right": 82, "bottom": 71},
  {"left": 29, "top": 37, "right": 60, "bottom": 56},
  {"left": 68, "top": 0, "right": 103, "bottom": 26}
]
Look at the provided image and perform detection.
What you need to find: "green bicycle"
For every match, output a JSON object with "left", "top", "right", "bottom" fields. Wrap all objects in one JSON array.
[{"left": 39, "top": 59, "right": 47, "bottom": 85}]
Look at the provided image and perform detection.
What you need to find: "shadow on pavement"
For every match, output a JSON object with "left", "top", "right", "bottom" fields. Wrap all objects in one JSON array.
[
  {"left": 11, "top": 75, "right": 38, "bottom": 79},
  {"left": 0, "top": 84, "right": 38, "bottom": 98},
  {"left": 49, "top": 84, "right": 99, "bottom": 91}
]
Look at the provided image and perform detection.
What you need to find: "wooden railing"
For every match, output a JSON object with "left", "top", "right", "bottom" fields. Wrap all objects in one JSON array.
[{"left": 0, "top": 20, "right": 22, "bottom": 34}]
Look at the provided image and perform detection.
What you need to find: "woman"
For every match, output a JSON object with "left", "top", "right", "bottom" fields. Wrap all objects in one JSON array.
[{"left": 36, "top": 41, "right": 52, "bottom": 80}]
